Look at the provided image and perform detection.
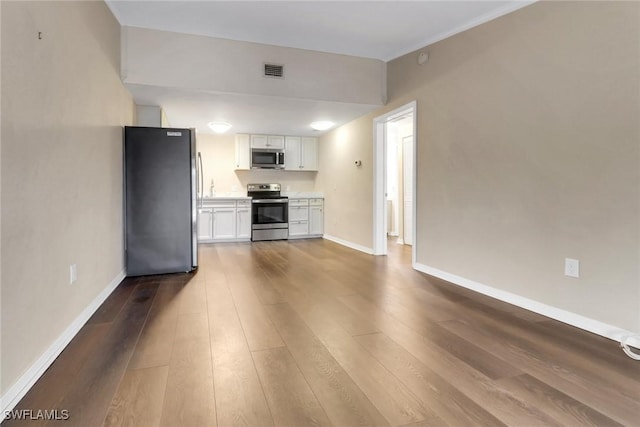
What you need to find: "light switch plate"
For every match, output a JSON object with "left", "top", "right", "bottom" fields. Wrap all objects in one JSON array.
[
  {"left": 70, "top": 264, "right": 77, "bottom": 284},
  {"left": 564, "top": 258, "right": 579, "bottom": 278}
]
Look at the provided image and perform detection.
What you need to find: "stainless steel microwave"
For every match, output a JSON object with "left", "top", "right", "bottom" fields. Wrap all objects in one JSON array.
[{"left": 251, "top": 148, "right": 285, "bottom": 169}]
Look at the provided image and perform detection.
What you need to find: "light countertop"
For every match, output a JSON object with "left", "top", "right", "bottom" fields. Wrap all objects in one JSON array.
[
  {"left": 202, "top": 195, "right": 251, "bottom": 200},
  {"left": 282, "top": 192, "right": 324, "bottom": 198},
  {"left": 202, "top": 192, "right": 323, "bottom": 199}
]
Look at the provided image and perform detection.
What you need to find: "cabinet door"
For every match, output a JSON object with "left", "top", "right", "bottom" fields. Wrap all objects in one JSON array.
[
  {"left": 268, "top": 135, "right": 285, "bottom": 149},
  {"left": 289, "top": 221, "right": 309, "bottom": 236},
  {"left": 236, "top": 208, "right": 251, "bottom": 239},
  {"left": 309, "top": 205, "right": 324, "bottom": 236},
  {"left": 235, "top": 134, "right": 250, "bottom": 170},
  {"left": 250, "top": 134, "right": 269, "bottom": 148},
  {"left": 212, "top": 208, "right": 236, "bottom": 240},
  {"left": 301, "top": 137, "right": 318, "bottom": 171},
  {"left": 289, "top": 206, "right": 308, "bottom": 222},
  {"left": 197, "top": 209, "right": 214, "bottom": 240},
  {"left": 285, "top": 136, "right": 301, "bottom": 170}
]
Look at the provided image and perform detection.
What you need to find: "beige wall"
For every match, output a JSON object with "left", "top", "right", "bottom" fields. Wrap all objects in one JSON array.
[
  {"left": 123, "top": 26, "right": 386, "bottom": 105},
  {"left": 1, "top": 0, "right": 134, "bottom": 395},
  {"left": 316, "top": 116, "right": 377, "bottom": 248},
  {"left": 197, "top": 133, "right": 317, "bottom": 195},
  {"left": 319, "top": 1, "right": 640, "bottom": 332}
]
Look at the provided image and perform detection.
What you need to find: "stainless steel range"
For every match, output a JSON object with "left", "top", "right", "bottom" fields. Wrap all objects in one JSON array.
[{"left": 247, "top": 183, "right": 289, "bottom": 241}]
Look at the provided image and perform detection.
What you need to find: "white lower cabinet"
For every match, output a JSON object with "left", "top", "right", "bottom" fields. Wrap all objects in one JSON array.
[
  {"left": 198, "top": 199, "right": 251, "bottom": 243},
  {"left": 212, "top": 207, "right": 236, "bottom": 240},
  {"left": 199, "top": 197, "right": 323, "bottom": 242},
  {"left": 288, "top": 198, "right": 323, "bottom": 239},
  {"left": 236, "top": 202, "right": 251, "bottom": 239},
  {"left": 198, "top": 208, "right": 214, "bottom": 240},
  {"left": 289, "top": 220, "right": 309, "bottom": 237},
  {"left": 309, "top": 203, "right": 324, "bottom": 236}
]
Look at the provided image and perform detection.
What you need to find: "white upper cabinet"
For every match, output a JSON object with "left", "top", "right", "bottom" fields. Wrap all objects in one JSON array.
[
  {"left": 235, "top": 134, "right": 250, "bottom": 170},
  {"left": 301, "top": 137, "right": 318, "bottom": 171},
  {"left": 285, "top": 136, "right": 301, "bottom": 170},
  {"left": 251, "top": 134, "right": 285, "bottom": 149},
  {"left": 285, "top": 136, "right": 317, "bottom": 171}
]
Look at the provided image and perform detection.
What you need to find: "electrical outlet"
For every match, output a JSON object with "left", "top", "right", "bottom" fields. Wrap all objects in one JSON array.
[
  {"left": 564, "top": 258, "right": 579, "bottom": 278},
  {"left": 70, "top": 264, "right": 77, "bottom": 284}
]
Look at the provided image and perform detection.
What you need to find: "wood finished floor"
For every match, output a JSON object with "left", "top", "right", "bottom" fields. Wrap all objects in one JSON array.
[{"left": 4, "top": 239, "right": 639, "bottom": 427}]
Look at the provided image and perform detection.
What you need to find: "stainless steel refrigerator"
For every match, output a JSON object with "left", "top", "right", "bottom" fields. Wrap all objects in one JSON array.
[{"left": 124, "top": 126, "right": 199, "bottom": 276}]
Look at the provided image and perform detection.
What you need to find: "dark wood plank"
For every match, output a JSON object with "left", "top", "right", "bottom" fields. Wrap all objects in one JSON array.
[
  {"left": 252, "top": 347, "right": 332, "bottom": 427},
  {"left": 3, "top": 323, "right": 111, "bottom": 427},
  {"left": 498, "top": 374, "right": 624, "bottom": 427},
  {"left": 524, "top": 319, "right": 640, "bottom": 381},
  {"left": 441, "top": 318, "right": 640, "bottom": 426},
  {"left": 215, "top": 245, "right": 286, "bottom": 350},
  {"left": 205, "top": 275, "right": 274, "bottom": 427},
  {"left": 356, "top": 332, "right": 505, "bottom": 427},
  {"left": 87, "top": 277, "right": 138, "bottom": 324},
  {"left": 174, "top": 276, "right": 208, "bottom": 314},
  {"left": 266, "top": 302, "right": 390, "bottom": 427},
  {"left": 54, "top": 283, "right": 158, "bottom": 427},
  {"left": 161, "top": 337, "right": 216, "bottom": 427},
  {"left": 126, "top": 281, "right": 183, "bottom": 370},
  {"left": 339, "top": 294, "right": 560, "bottom": 426},
  {"left": 289, "top": 301, "right": 434, "bottom": 425},
  {"left": 102, "top": 365, "right": 169, "bottom": 427}
]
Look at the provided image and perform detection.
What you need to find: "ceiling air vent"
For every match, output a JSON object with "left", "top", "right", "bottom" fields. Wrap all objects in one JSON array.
[{"left": 264, "top": 63, "right": 284, "bottom": 79}]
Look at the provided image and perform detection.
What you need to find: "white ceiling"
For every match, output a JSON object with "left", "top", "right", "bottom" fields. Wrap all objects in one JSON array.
[{"left": 106, "top": 1, "right": 534, "bottom": 135}]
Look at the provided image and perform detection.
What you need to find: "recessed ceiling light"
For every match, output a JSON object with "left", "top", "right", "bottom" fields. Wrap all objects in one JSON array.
[
  {"left": 208, "top": 122, "right": 232, "bottom": 134},
  {"left": 310, "top": 121, "right": 334, "bottom": 131}
]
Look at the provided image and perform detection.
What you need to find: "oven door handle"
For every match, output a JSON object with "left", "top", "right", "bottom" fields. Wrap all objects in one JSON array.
[{"left": 252, "top": 199, "right": 288, "bottom": 204}]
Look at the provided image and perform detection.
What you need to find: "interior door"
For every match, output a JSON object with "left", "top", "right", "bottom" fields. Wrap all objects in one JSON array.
[{"left": 402, "top": 135, "right": 413, "bottom": 245}]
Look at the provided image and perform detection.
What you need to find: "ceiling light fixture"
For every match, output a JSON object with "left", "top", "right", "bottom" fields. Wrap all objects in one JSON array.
[
  {"left": 208, "top": 122, "right": 232, "bottom": 134},
  {"left": 310, "top": 121, "right": 334, "bottom": 131}
]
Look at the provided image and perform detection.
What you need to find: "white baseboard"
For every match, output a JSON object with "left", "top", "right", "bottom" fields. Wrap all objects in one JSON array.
[
  {"left": 414, "top": 263, "right": 640, "bottom": 348},
  {"left": 0, "top": 269, "right": 126, "bottom": 414},
  {"left": 323, "top": 234, "right": 374, "bottom": 255}
]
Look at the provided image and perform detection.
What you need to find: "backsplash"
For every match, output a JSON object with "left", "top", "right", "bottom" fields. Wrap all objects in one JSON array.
[{"left": 197, "top": 133, "right": 317, "bottom": 196}]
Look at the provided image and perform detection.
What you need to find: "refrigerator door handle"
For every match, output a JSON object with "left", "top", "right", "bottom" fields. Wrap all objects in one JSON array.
[{"left": 197, "top": 152, "right": 204, "bottom": 208}]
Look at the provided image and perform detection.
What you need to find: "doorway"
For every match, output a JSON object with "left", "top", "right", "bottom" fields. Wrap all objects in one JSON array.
[
  {"left": 385, "top": 117, "right": 414, "bottom": 245},
  {"left": 372, "top": 101, "right": 417, "bottom": 265}
]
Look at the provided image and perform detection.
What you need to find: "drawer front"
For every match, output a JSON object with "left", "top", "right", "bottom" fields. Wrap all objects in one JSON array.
[
  {"left": 211, "top": 201, "right": 236, "bottom": 209},
  {"left": 289, "top": 199, "right": 309, "bottom": 207},
  {"left": 309, "top": 198, "right": 323, "bottom": 206},
  {"left": 236, "top": 200, "right": 251, "bottom": 208}
]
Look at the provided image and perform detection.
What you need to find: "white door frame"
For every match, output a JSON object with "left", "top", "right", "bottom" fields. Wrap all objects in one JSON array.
[{"left": 372, "top": 100, "right": 417, "bottom": 266}]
